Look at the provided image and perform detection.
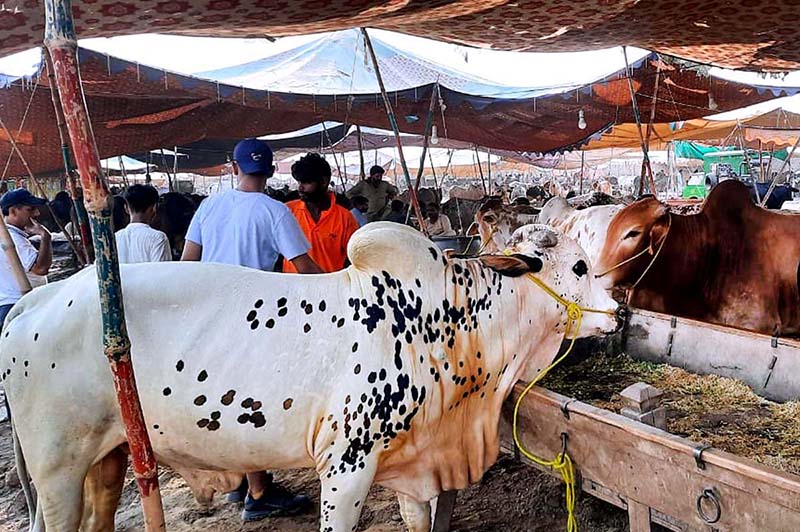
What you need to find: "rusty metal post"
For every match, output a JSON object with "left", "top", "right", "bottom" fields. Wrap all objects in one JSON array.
[{"left": 43, "top": 2, "right": 166, "bottom": 530}]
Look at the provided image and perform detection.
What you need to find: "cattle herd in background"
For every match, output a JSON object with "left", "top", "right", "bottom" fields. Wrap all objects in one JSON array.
[{"left": 35, "top": 178, "right": 800, "bottom": 337}]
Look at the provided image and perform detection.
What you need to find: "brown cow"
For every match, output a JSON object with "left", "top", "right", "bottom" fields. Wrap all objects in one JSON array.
[{"left": 596, "top": 180, "right": 800, "bottom": 335}]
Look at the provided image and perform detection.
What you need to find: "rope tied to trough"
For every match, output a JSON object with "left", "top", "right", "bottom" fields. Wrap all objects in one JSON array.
[{"left": 506, "top": 250, "right": 618, "bottom": 532}]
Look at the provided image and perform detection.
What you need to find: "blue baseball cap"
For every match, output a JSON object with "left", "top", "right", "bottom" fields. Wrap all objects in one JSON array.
[
  {"left": 233, "top": 138, "right": 274, "bottom": 175},
  {"left": 0, "top": 189, "right": 47, "bottom": 210}
]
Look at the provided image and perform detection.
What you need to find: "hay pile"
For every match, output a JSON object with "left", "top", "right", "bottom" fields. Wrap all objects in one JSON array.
[{"left": 541, "top": 352, "right": 800, "bottom": 475}]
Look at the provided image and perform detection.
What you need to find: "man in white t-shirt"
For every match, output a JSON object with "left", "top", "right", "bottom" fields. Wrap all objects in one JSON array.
[
  {"left": 0, "top": 189, "right": 52, "bottom": 329},
  {"left": 182, "top": 138, "right": 321, "bottom": 522},
  {"left": 115, "top": 184, "right": 171, "bottom": 264}
]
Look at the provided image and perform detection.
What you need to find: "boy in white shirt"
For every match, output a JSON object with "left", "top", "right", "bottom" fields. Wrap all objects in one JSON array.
[{"left": 115, "top": 184, "right": 171, "bottom": 263}]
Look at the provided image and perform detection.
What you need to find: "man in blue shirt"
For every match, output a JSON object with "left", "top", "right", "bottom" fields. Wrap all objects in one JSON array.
[
  {"left": 182, "top": 138, "right": 320, "bottom": 521},
  {"left": 349, "top": 195, "right": 369, "bottom": 227}
]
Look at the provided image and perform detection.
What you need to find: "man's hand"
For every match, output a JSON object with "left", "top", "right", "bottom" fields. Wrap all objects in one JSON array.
[
  {"left": 290, "top": 253, "right": 324, "bottom": 274},
  {"left": 28, "top": 220, "right": 52, "bottom": 276},
  {"left": 26, "top": 220, "right": 51, "bottom": 240}
]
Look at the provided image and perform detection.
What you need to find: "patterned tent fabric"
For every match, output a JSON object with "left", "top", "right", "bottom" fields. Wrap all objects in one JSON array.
[
  {"left": 0, "top": 47, "right": 797, "bottom": 176},
  {"left": 1, "top": 1, "right": 800, "bottom": 70},
  {"left": 586, "top": 109, "right": 800, "bottom": 150}
]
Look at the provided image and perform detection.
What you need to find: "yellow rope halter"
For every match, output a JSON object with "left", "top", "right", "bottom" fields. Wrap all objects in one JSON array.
[{"left": 504, "top": 249, "right": 617, "bottom": 532}]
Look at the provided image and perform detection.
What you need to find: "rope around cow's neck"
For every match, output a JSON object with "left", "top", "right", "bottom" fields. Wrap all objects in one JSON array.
[
  {"left": 502, "top": 250, "right": 617, "bottom": 532},
  {"left": 594, "top": 214, "right": 672, "bottom": 304}
]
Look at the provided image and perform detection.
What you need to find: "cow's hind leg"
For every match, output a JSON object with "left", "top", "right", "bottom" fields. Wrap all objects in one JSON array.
[
  {"left": 81, "top": 446, "right": 129, "bottom": 532},
  {"left": 318, "top": 460, "right": 378, "bottom": 532},
  {"left": 397, "top": 493, "right": 431, "bottom": 532}
]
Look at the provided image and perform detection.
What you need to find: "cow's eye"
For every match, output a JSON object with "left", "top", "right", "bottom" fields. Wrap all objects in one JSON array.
[
  {"left": 624, "top": 230, "right": 641, "bottom": 240},
  {"left": 483, "top": 215, "right": 496, "bottom": 224}
]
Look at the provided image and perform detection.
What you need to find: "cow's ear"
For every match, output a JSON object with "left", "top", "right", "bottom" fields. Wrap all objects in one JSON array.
[
  {"left": 478, "top": 254, "right": 543, "bottom": 277},
  {"left": 648, "top": 212, "right": 670, "bottom": 255}
]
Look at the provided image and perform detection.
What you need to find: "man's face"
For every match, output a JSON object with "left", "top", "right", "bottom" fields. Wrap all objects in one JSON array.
[
  {"left": 12, "top": 205, "right": 39, "bottom": 227},
  {"left": 298, "top": 178, "right": 329, "bottom": 203},
  {"left": 368, "top": 171, "right": 383, "bottom": 183}
]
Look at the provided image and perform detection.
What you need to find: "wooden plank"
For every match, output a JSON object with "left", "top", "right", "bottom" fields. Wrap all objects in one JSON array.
[
  {"left": 628, "top": 499, "right": 652, "bottom": 532},
  {"left": 626, "top": 308, "right": 800, "bottom": 402},
  {"left": 501, "top": 385, "right": 800, "bottom": 531}
]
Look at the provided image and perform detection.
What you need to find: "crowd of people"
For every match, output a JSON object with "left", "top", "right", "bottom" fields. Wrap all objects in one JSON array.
[{"left": 0, "top": 137, "right": 462, "bottom": 522}]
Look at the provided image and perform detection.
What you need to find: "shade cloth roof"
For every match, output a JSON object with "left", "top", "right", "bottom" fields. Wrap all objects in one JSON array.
[
  {"left": 199, "top": 29, "right": 598, "bottom": 97},
  {"left": 1, "top": 48, "right": 797, "bottom": 176},
  {"left": 1, "top": 2, "right": 800, "bottom": 70},
  {"left": 585, "top": 109, "right": 800, "bottom": 151}
]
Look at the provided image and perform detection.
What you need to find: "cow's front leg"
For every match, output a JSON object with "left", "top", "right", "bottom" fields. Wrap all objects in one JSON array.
[
  {"left": 397, "top": 493, "right": 431, "bottom": 532},
  {"left": 318, "top": 459, "right": 378, "bottom": 532}
]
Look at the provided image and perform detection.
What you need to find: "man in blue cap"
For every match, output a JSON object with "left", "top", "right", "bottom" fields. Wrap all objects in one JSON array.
[
  {"left": 0, "top": 189, "right": 52, "bottom": 328},
  {"left": 182, "top": 138, "right": 319, "bottom": 521}
]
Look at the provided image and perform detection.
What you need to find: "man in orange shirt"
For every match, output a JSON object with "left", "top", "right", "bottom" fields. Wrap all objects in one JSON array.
[{"left": 283, "top": 153, "right": 360, "bottom": 273}]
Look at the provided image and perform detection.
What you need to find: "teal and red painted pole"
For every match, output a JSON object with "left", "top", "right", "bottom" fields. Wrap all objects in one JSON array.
[{"left": 43, "top": 1, "right": 166, "bottom": 530}]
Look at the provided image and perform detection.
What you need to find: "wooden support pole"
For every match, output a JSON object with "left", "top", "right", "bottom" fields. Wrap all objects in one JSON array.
[
  {"left": 0, "top": 116, "right": 86, "bottom": 266},
  {"left": 431, "top": 490, "right": 458, "bottom": 532},
  {"left": 160, "top": 149, "right": 173, "bottom": 193},
  {"left": 641, "top": 61, "right": 662, "bottom": 196},
  {"left": 579, "top": 150, "right": 585, "bottom": 195},
  {"left": 43, "top": 47, "right": 92, "bottom": 262},
  {"left": 628, "top": 499, "right": 653, "bottom": 532},
  {"left": 486, "top": 148, "right": 492, "bottom": 196},
  {"left": 475, "top": 146, "right": 487, "bottom": 195},
  {"left": 361, "top": 27, "right": 428, "bottom": 236},
  {"left": 622, "top": 47, "right": 656, "bottom": 197},
  {"left": 43, "top": 2, "right": 166, "bottom": 531},
  {"left": 322, "top": 121, "right": 346, "bottom": 191},
  {"left": 405, "top": 84, "right": 438, "bottom": 225},
  {"left": 356, "top": 124, "right": 366, "bottom": 180},
  {"left": 172, "top": 146, "right": 178, "bottom": 189},
  {"left": 760, "top": 136, "right": 800, "bottom": 207}
]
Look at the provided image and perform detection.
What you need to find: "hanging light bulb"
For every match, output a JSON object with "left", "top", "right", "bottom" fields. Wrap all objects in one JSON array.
[
  {"left": 708, "top": 92, "right": 718, "bottom": 111},
  {"left": 431, "top": 125, "right": 439, "bottom": 145},
  {"left": 578, "top": 109, "right": 587, "bottom": 130}
]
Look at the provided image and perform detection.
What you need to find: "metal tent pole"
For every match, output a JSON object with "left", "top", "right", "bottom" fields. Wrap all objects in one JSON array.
[
  {"left": 43, "top": 2, "right": 166, "bottom": 531},
  {"left": 361, "top": 28, "right": 427, "bottom": 235}
]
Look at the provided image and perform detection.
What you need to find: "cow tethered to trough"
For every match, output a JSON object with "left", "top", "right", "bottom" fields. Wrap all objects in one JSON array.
[{"left": 2, "top": 222, "right": 619, "bottom": 532}]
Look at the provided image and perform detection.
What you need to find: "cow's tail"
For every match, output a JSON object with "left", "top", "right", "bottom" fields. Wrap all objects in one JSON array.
[{"left": 7, "top": 400, "right": 37, "bottom": 529}]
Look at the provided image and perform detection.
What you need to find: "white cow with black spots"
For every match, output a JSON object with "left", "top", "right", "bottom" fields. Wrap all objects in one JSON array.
[
  {"left": 1, "top": 222, "right": 618, "bottom": 532},
  {"left": 538, "top": 197, "right": 623, "bottom": 267}
]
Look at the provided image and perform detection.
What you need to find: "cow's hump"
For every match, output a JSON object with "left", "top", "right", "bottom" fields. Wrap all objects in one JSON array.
[
  {"left": 702, "top": 180, "right": 756, "bottom": 219},
  {"left": 347, "top": 222, "right": 447, "bottom": 278},
  {"left": 539, "top": 196, "right": 573, "bottom": 224}
]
